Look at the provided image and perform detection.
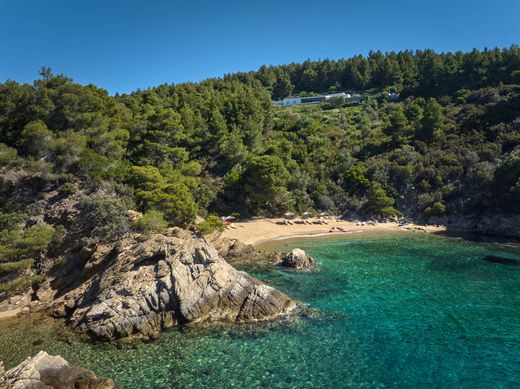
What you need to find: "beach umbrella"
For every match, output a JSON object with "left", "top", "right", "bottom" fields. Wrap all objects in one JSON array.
[
  {"left": 224, "top": 215, "right": 236, "bottom": 220},
  {"left": 302, "top": 211, "right": 312, "bottom": 218},
  {"left": 319, "top": 212, "right": 330, "bottom": 217},
  {"left": 284, "top": 212, "right": 295, "bottom": 218}
]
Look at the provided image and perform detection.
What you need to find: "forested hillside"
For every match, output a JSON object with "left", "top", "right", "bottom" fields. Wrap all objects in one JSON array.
[
  {"left": 1, "top": 47, "right": 520, "bottom": 294},
  {"left": 228, "top": 46, "right": 520, "bottom": 99}
]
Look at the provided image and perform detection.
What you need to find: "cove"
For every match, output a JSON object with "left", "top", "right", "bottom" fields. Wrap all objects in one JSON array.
[{"left": 1, "top": 232, "right": 519, "bottom": 388}]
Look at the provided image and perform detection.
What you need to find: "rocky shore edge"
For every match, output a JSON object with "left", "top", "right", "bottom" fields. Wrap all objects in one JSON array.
[
  {"left": 0, "top": 190, "right": 302, "bottom": 341},
  {"left": 0, "top": 351, "right": 114, "bottom": 389}
]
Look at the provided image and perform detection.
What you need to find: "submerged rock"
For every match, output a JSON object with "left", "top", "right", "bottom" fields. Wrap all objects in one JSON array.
[
  {"left": 0, "top": 351, "right": 114, "bottom": 388},
  {"left": 482, "top": 255, "right": 520, "bottom": 266},
  {"left": 281, "top": 248, "right": 315, "bottom": 269},
  {"left": 49, "top": 230, "right": 296, "bottom": 341}
]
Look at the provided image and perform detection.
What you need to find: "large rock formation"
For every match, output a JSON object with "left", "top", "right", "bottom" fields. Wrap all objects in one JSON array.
[
  {"left": 0, "top": 351, "right": 114, "bottom": 389},
  {"left": 48, "top": 229, "right": 296, "bottom": 341},
  {"left": 0, "top": 189, "right": 296, "bottom": 341},
  {"left": 211, "top": 236, "right": 255, "bottom": 259},
  {"left": 281, "top": 248, "right": 315, "bottom": 269}
]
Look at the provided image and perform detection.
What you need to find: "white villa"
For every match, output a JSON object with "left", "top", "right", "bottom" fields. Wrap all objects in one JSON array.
[{"left": 274, "top": 92, "right": 364, "bottom": 107}]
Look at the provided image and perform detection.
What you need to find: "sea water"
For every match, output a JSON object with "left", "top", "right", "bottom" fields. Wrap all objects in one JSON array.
[{"left": 1, "top": 232, "right": 519, "bottom": 388}]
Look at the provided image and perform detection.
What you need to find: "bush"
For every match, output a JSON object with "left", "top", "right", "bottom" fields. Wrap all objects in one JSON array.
[
  {"left": 425, "top": 201, "right": 446, "bottom": 216},
  {"left": 0, "top": 143, "right": 20, "bottom": 168},
  {"left": 0, "top": 275, "right": 43, "bottom": 293},
  {"left": 58, "top": 182, "right": 77, "bottom": 197},
  {"left": 135, "top": 210, "right": 168, "bottom": 234},
  {"left": 0, "top": 259, "right": 33, "bottom": 273},
  {"left": 195, "top": 215, "right": 225, "bottom": 235},
  {"left": 0, "top": 225, "right": 55, "bottom": 262},
  {"left": 0, "top": 211, "right": 26, "bottom": 231},
  {"left": 81, "top": 195, "right": 129, "bottom": 239}
]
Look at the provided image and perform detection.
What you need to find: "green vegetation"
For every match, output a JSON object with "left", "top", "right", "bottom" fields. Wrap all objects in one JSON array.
[
  {"left": 0, "top": 275, "right": 43, "bottom": 293},
  {"left": 81, "top": 195, "right": 129, "bottom": 239},
  {"left": 0, "top": 259, "right": 34, "bottom": 273},
  {"left": 0, "top": 225, "right": 55, "bottom": 262},
  {"left": 195, "top": 215, "right": 225, "bottom": 235},
  {"left": 135, "top": 210, "right": 169, "bottom": 234},
  {"left": 1, "top": 46, "right": 520, "bottom": 293},
  {"left": 0, "top": 225, "right": 54, "bottom": 295}
]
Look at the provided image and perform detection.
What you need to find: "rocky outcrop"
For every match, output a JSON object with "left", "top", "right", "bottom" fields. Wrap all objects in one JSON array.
[
  {"left": 422, "top": 213, "right": 520, "bottom": 239},
  {"left": 48, "top": 229, "right": 296, "bottom": 341},
  {"left": 0, "top": 351, "right": 114, "bottom": 388},
  {"left": 211, "top": 236, "right": 255, "bottom": 259},
  {"left": 281, "top": 249, "right": 315, "bottom": 269},
  {"left": 475, "top": 214, "right": 520, "bottom": 239},
  {"left": 0, "top": 190, "right": 297, "bottom": 341}
]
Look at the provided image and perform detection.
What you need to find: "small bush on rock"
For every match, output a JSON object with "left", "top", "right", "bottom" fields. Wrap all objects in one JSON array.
[
  {"left": 135, "top": 210, "right": 168, "bottom": 234},
  {"left": 195, "top": 215, "right": 225, "bottom": 235}
]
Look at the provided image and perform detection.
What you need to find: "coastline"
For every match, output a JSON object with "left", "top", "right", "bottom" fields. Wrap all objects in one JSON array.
[{"left": 221, "top": 218, "right": 446, "bottom": 247}]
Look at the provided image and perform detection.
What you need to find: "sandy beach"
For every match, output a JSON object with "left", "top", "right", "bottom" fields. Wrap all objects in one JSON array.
[{"left": 221, "top": 218, "right": 446, "bottom": 246}]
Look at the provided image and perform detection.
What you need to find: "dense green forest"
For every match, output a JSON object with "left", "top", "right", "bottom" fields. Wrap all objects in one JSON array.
[{"left": 1, "top": 47, "right": 520, "bottom": 294}]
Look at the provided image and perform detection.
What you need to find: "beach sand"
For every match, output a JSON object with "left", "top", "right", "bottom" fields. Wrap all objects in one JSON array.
[{"left": 221, "top": 218, "right": 445, "bottom": 247}]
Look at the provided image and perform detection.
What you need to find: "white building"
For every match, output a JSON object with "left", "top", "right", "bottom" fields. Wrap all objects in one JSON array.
[{"left": 274, "top": 92, "right": 364, "bottom": 107}]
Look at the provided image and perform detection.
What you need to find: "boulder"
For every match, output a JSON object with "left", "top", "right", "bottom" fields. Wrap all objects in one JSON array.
[
  {"left": 49, "top": 231, "right": 296, "bottom": 341},
  {"left": 127, "top": 210, "right": 143, "bottom": 222},
  {"left": 281, "top": 248, "right": 315, "bottom": 269},
  {"left": 211, "top": 237, "right": 255, "bottom": 259},
  {"left": 0, "top": 351, "right": 114, "bottom": 388}
]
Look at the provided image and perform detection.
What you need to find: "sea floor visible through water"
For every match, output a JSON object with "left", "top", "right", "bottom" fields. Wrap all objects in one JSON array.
[{"left": 1, "top": 232, "right": 520, "bottom": 388}]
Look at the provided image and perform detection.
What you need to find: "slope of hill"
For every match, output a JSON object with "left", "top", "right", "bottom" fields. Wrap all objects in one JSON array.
[{"left": 1, "top": 47, "right": 520, "bottom": 297}]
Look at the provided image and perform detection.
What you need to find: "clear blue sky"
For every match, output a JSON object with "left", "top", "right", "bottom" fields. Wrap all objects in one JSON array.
[{"left": 1, "top": 0, "right": 519, "bottom": 94}]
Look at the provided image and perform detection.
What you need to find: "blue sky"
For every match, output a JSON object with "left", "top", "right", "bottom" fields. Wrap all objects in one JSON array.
[{"left": 1, "top": 0, "right": 519, "bottom": 94}]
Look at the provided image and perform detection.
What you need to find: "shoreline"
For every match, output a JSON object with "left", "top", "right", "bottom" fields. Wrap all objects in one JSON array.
[{"left": 221, "top": 218, "right": 446, "bottom": 247}]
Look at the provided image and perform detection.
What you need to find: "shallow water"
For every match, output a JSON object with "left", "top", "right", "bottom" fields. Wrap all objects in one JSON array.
[{"left": 1, "top": 233, "right": 520, "bottom": 388}]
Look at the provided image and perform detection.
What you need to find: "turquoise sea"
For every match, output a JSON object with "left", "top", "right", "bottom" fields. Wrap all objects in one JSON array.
[{"left": 1, "top": 232, "right": 520, "bottom": 388}]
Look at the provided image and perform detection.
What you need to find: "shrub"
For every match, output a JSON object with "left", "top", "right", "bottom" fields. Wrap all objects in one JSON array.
[
  {"left": 17, "top": 225, "right": 55, "bottom": 257},
  {"left": 195, "top": 215, "right": 225, "bottom": 235},
  {"left": 0, "top": 225, "right": 55, "bottom": 262},
  {"left": 0, "top": 259, "right": 34, "bottom": 273},
  {"left": 0, "top": 211, "right": 26, "bottom": 231},
  {"left": 58, "top": 182, "right": 77, "bottom": 197},
  {"left": 425, "top": 201, "right": 446, "bottom": 216},
  {"left": 0, "top": 143, "right": 20, "bottom": 168},
  {"left": 0, "top": 275, "right": 43, "bottom": 293},
  {"left": 135, "top": 210, "right": 168, "bottom": 234},
  {"left": 82, "top": 195, "right": 129, "bottom": 239}
]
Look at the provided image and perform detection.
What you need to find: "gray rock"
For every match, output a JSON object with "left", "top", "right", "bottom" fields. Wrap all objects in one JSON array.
[
  {"left": 281, "top": 248, "right": 315, "bottom": 269},
  {"left": 211, "top": 236, "right": 255, "bottom": 259},
  {"left": 0, "top": 351, "right": 114, "bottom": 389},
  {"left": 51, "top": 232, "right": 296, "bottom": 341},
  {"left": 476, "top": 214, "right": 520, "bottom": 239}
]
